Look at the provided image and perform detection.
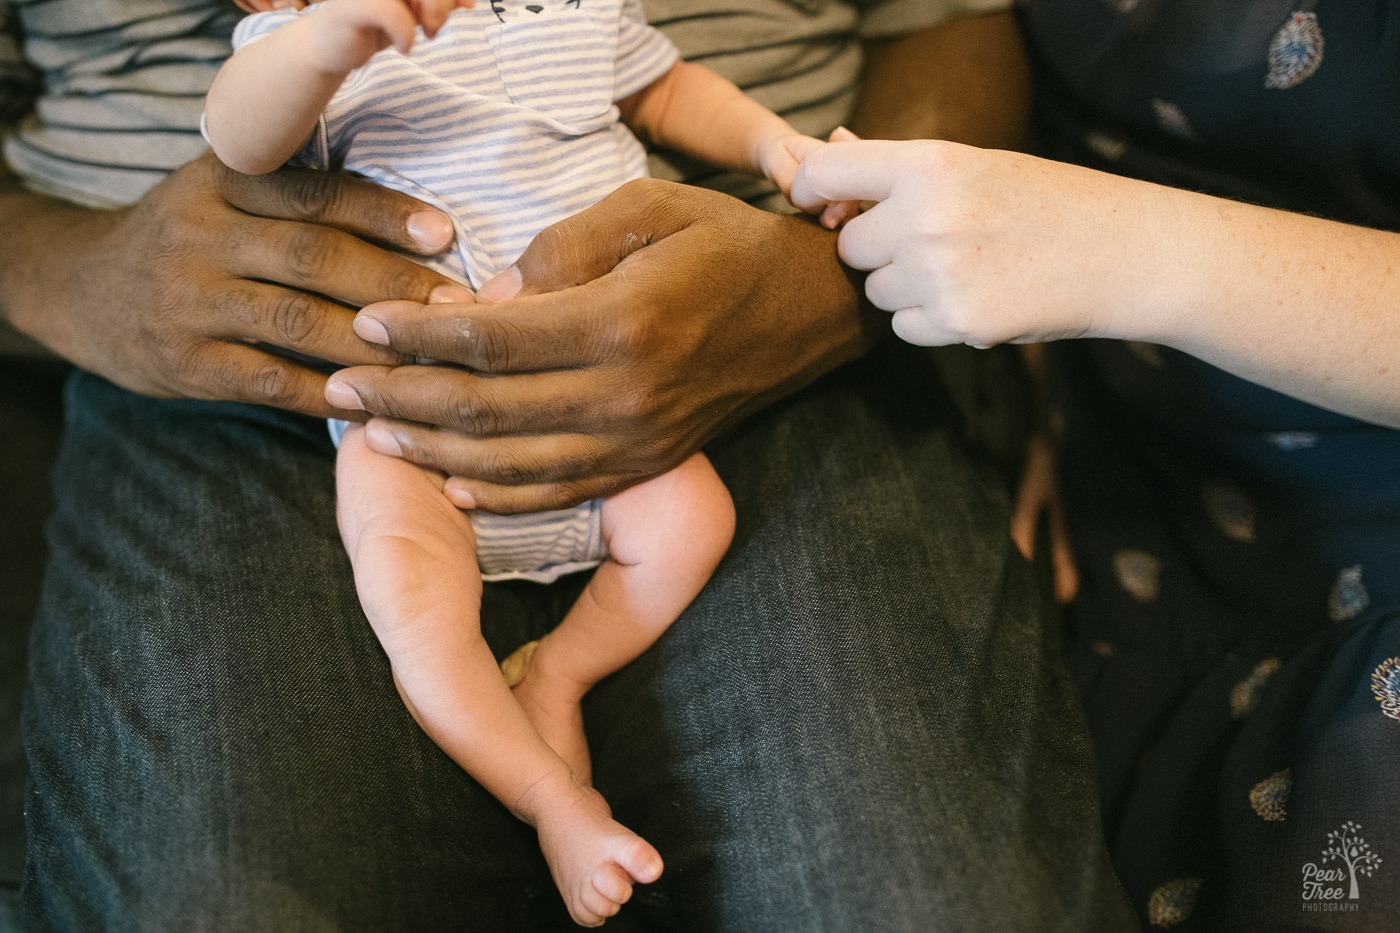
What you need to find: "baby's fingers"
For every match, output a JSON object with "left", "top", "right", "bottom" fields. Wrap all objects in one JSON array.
[
  {"left": 820, "top": 198, "right": 862, "bottom": 229},
  {"left": 412, "top": 0, "right": 468, "bottom": 35}
]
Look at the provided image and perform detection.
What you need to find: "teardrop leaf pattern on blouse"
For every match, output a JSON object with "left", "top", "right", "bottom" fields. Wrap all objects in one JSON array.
[
  {"left": 1250, "top": 768, "right": 1291, "bottom": 821},
  {"left": 1151, "top": 99, "right": 1195, "bottom": 139},
  {"left": 1202, "top": 482, "right": 1257, "bottom": 544},
  {"left": 1084, "top": 131, "right": 1129, "bottom": 161},
  {"left": 1265, "top": 12, "right": 1324, "bottom": 89},
  {"left": 1230, "top": 657, "right": 1282, "bottom": 719},
  {"left": 1147, "top": 878, "right": 1203, "bottom": 928},
  {"left": 1113, "top": 548, "right": 1163, "bottom": 602},
  {"left": 1328, "top": 565, "right": 1369, "bottom": 622}
]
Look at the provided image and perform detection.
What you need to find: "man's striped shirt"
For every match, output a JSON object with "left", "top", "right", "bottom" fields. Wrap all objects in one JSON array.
[{"left": 1, "top": 0, "right": 1005, "bottom": 210}]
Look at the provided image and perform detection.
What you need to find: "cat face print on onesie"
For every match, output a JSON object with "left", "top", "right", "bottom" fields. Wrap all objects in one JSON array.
[{"left": 490, "top": 0, "right": 582, "bottom": 22}]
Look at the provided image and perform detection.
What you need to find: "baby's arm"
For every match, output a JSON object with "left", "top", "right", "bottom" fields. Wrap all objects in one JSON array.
[
  {"left": 206, "top": 0, "right": 471, "bottom": 174},
  {"left": 618, "top": 62, "right": 857, "bottom": 225}
]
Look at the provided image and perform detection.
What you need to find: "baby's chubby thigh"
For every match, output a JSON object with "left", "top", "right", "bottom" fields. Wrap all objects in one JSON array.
[
  {"left": 334, "top": 424, "right": 484, "bottom": 658},
  {"left": 600, "top": 452, "right": 735, "bottom": 590}
]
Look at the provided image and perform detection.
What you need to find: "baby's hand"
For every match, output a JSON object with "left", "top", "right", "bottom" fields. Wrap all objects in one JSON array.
[
  {"left": 762, "top": 129, "right": 862, "bottom": 229},
  {"left": 296, "top": 0, "right": 475, "bottom": 70},
  {"left": 240, "top": 0, "right": 474, "bottom": 68},
  {"left": 400, "top": 0, "right": 477, "bottom": 38}
]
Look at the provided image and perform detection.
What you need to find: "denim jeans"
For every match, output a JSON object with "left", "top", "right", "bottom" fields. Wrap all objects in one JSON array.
[{"left": 20, "top": 341, "right": 1135, "bottom": 931}]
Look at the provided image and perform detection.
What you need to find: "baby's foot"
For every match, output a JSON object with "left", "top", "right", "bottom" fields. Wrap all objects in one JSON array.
[
  {"left": 506, "top": 641, "right": 593, "bottom": 784},
  {"left": 524, "top": 773, "right": 663, "bottom": 928}
]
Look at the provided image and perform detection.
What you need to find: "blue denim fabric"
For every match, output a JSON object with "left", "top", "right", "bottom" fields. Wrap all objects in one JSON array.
[
  {"left": 20, "top": 341, "right": 1134, "bottom": 931},
  {"left": 0, "top": 361, "right": 68, "bottom": 918}
]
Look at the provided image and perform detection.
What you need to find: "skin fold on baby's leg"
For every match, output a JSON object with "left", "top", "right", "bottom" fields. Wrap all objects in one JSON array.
[
  {"left": 508, "top": 452, "right": 736, "bottom": 787},
  {"left": 334, "top": 426, "right": 667, "bottom": 926}
]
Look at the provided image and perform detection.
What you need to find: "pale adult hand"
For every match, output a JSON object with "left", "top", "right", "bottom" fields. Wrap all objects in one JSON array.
[
  {"left": 325, "top": 178, "right": 878, "bottom": 514},
  {"left": 790, "top": 139, "right": 1166, "bottom": 348},
  {"left": 4, "top": 152, "right": 456, "bottom": 417}
]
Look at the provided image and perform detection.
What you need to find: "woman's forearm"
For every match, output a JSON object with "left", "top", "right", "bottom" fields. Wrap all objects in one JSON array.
[{"left": 1136, "top": 182, "right": 1400, "bottom": 427}]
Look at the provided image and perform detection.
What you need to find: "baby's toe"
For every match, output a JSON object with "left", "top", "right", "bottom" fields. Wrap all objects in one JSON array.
[
  {"left": 616, "top": 836, "right": 664, "bottom": 884},
  {"left": 576, "top": 883, "right": 623, "bottom": 926},
  {"left": 592, "top": 862, "right": 634, "bottom": 904}
]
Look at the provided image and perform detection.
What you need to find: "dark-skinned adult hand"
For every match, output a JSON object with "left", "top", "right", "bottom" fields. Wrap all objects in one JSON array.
[
  {"left": 324, "top": 178, "right": 881, "bottom": 514},
  {"left": 0, "top": 151, "right": 456, "bottom": 417}
]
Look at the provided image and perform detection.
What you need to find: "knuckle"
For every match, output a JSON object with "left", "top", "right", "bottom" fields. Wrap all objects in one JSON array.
[
  {"left": 473, "top": 321, "right": 520, "bottom": 372},
  {"left": 270, "top": 291, "right": 319, "bottom": 343},
  {"left": 380, "top": 264, "right": 433, "bottom": 302},
  {"left": 159, "top": 331, "right": 207, "bottom": 381},
  {"left": 148, "top": 211, "right": 205, "bottom": 264},
  {"left": 917, "top": 139, "right": 956, "bottom": 175},
  {"left": 543, "top": 481, "right": 592, "bottom": 511},
  {"left": 283, "top": 227, "right": 339, "bottom": 281},
  {"left": 173, "top": 342, "right": 234, "bottom": 400},
  {"left": 523, "top": 223, "right": 589, "bottom": 288},
  {"left": 480, "top": 449, "right": 537, "bottom": 487},
  {"left": 445, "top": 392, "right": 502, "bottom": 436},
  {"left": 619, "top": 176, "right": 670, "bottom": 213},
  {"left": 246, "top": 359, "right": 301, "bottom": 407},
  {"left": 611, "top": 377, "right": 656, "bottom": 422},
  {"left": 210, "top": 284, "right": 265, "bottom": 330},
  {"left": 273, "top": 170, "right": 335, "bottom": 222}
]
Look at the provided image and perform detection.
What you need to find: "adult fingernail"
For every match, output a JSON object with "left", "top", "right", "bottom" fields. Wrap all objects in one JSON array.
[
  {"left": 475, "top": 266, "right": 522, "bottom": 302},
  {"left": 365, "top": 420, "right": 404, "bottom": 457},
  {"left": 407, "top": 211, "right": 454, "bottom": 251},
  {"left": 430, "top": 283, "right": 475, "bottom": 304},
  {"left": 324, "top": 379, "right": 363, "bottom": 411},
  {"left": 354, "top": 315, "right": 390, "bottom": 345},
  {"left": 444, "top": 480, "right": 477, "bottom": 509}
]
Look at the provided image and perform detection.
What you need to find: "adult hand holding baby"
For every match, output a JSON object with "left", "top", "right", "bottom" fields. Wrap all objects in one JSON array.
[{"left": 327, "top": 178, "right": 878, "bottom": 515}]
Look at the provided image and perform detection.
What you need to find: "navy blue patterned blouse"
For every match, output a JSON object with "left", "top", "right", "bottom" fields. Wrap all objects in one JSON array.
[{"left": 1021, "top": 0, "right": 1400, "bottom": 927}]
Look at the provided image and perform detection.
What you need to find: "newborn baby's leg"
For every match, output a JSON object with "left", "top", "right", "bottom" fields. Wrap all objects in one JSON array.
[
  {"left": 337, "top": 426, "right": 663, "bottom": 925},
  {"left": 508, "top": 453, "right": 735, "bottom": 785},
  {"left": 335, "top": 424, "right": 482, "bottom": 670},
  {"left": 504, "top": 637, "right": 592, "bottom": 784}
]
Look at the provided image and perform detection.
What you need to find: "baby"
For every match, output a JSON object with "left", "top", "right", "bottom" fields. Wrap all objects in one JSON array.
[{"left": 205, "top": 0, "right": 849, "bottom": 925}]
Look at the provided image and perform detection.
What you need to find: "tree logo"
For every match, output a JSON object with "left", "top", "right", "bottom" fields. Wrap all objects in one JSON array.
[{"left": 1301, "top": 821, "right": 1383, "bottom": 913}]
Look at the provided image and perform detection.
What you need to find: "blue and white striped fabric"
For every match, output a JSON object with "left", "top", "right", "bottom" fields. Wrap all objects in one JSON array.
[
  {"left": 235, "top": 1, "right": 678, "bottom": 287},
  {"left": 3, "top": 0, "right": 980, "bottom": 212},
  {"left": 239, "top": 2, "right": 677, "bottom": 582}
]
